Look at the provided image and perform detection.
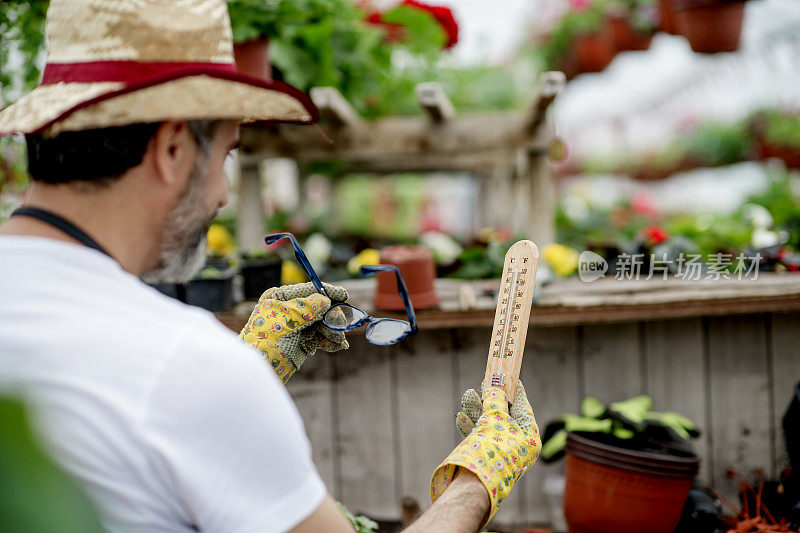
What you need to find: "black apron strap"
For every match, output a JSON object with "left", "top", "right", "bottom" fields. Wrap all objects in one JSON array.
[{"left": 11, "top": 206, "right": 113, "bottom": 260}]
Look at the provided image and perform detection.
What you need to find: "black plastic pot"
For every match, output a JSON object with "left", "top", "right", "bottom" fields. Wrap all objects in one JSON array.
[
  {"left": 240, "top": 258, "right": 282, "bottom": 300},
  {"left": 185, "top": 269, "right": 236, "bottom": 313}
]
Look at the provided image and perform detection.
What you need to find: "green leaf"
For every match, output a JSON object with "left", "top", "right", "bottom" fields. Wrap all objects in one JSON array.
[
  {"left": 382, "top": 5, "right": 446, "bottom": 56},
  {"left": 0, "top": 398, "right": 105, "bottom": 532}
]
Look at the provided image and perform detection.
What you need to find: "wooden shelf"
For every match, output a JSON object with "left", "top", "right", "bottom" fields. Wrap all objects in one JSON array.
[{"left": 216, "top": 272, "right": 800, "bottom": 331}]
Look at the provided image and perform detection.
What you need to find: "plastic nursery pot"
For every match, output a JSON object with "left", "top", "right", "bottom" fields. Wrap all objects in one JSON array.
[
  {"left": 673, "top": 0, "right": 746, "bottom": 53},
  {"left": 757, "top": 140, "right": 800, "bottom": 169},
  {"left": 659, "top": 0, "right": 680, "bottom": 35},
  {"left": 240, "top": 258, "right": 282, "bottom": 300},
  {"left": 185, "top": 268, "right": 236, "bottom": 313},
  {"left": 574, "top": 24, "right": 617, "bottom": 74},
  {"left": 233, "top": 39, "right": 271, "bottom": 80},
  {"left": 609, "top": 16, "right": 653, "bottom": 52},
  {"left": 563, "top": 432, "right": 699, "bottom": 533},
  {"left": 374, "top": 246, "right": 438, "bottom": 311}
]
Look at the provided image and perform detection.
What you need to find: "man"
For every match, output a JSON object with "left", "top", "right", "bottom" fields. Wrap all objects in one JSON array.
[{"left": 0, "top": 1, "right": 540, "bottom": 532}]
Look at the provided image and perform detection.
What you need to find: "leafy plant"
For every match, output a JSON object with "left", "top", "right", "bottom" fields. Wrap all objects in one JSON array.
[
  {"left": 760, "top": 110, "right": 800, "bottom": 149},
  {"left": 0, "top": 1, "right": 48, "bottom": 106},
  {"left": 0, "top": 397, "right": 105, "bottom": 532},
  {"left": 537, "top": 4, "right": 607, "bottom": 71},
  {"left": 336, "top": 502, "right": 378, "bottom": 533},
  {"left": 227, "top": 0, "right": 445, "bottom": 117}
]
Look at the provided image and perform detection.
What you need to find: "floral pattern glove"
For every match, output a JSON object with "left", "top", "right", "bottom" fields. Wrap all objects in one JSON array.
[
  {"left": 430, "top": 386, "right": 542, "bottom": 526},
  {"left": 239, "top": 282, "right": 350, "bottom": 383}
]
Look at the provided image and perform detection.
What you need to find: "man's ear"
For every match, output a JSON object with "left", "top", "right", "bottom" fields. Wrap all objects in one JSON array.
[{"left": 151, "top": 120, "right": 197, "bottom": 188}]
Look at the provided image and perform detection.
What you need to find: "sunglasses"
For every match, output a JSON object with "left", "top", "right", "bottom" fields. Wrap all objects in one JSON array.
[{"left": 265, "top": 233, "right": 418, "bottom": 346}]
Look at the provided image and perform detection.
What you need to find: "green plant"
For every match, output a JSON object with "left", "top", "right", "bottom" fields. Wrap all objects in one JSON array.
[
  {"left": 681, "top": 120, "right": 753, "bottom": 167},
  {"left": 761, "top": 110, "right": 800, "bottom": 149},
  {"left": 336, "top": 502, "right": 378, "bottom": 533},
  {"left": 227, "top": 0, "right": 445, "bottom": 117},
  {"left": 0, "top": 397, "right": 105, "bottom": 532},
  {"left": 0, "top": 1, "right": 48, "bottom": 106},
  {"left": 609, "top": 0, "right": 659, "bottom": 33},
  {"left": 537, "top": 4, "right": 607, "bottom": 71}
]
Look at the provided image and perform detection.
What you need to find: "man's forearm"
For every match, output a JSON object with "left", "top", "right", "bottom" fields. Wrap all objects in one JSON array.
[{"left": 403, "top": 469, "right": 489, "bottom": 533}]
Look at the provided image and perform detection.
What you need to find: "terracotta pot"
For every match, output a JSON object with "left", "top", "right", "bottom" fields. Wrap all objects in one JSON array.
[
  {"left": 374, "top": 246, "right": 438, "bottom": 311},
  {"left": 659, "top": 0, "right": 680, "bottom": 35},
  {"left": 673, "top": 0, "right": 745, "bottom": 53},
  {"left": 563, "top": 433, "right": 698, "bottom": 533},
  {"left": 574, "top": 24, "right": 616, "bottom": 74},
  {"left": 609, "top": 16, "right": 653, "bottom": 51},
  {"left": 758, "top": 140, "right": 800, "bottom": 169},
  {"left": 233, "top": 39, "right": 271, "bottom": 80}
]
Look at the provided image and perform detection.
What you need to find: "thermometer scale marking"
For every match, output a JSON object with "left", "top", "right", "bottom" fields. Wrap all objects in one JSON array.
[{"left": 484, "top": 241, "right": 539, "bottom": 403}]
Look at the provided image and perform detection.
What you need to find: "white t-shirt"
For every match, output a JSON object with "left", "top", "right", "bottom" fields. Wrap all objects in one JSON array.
[{"left": 0, "top": 236, "right": 326, "bottom": 533}]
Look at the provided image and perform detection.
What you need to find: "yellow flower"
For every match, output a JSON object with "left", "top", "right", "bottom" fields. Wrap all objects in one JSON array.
[
  {"left": 543, "top": 243, "right": 579, "bottom": 277},
  {"left": 347, "top": 249, "right": 380, "bottom": 276},
  {"left": 207, "top": 224, "right": 235, "bottom": 257},
  {"left": 281, "top": 261, "right": 308, "bottom": 285}
]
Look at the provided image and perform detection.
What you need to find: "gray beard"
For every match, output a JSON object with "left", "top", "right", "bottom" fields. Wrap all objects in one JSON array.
[{"left": 140, "top": 158, "right": 216, "bottom": 285}]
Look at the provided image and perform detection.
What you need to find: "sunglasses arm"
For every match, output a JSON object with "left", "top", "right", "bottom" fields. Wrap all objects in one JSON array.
[
  {"left": 360, "top": 265, "right": 417, "bottom": 331},
  {"left": 265, "top": 232, "right": 327, "bottom": 296}
]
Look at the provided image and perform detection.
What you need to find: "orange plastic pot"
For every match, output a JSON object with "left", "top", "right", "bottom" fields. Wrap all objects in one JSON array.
[
  {"left": 609, "top": 16, "right": 653, "bottom": 51},
  {"left": 674, "top": 0, "right": 745, "bottom": 53},
  {"left": 233, "top": 39, "right": 271, "bottom": 80},
  {"left": 563, "top": 433, "right": 698, "bottom": 533},
  {"left": 758, "top": 140, "right": 800, "bottom": 169},
  {"left": 374, "top": 246, "right": 438, "bottom": 311}
]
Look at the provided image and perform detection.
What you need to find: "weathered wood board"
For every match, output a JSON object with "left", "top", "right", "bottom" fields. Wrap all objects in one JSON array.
[
  {"left": 644, "top": 318, "right": 710, "bottom": 482},
  {"left": 707, "top": 315, "right": 772, "bottom": 501},
  {"left": 581, "top": 323, "right": 642, "bottom": 402},
  {"left": 396, "top": 330, "right": 456, "bottom": 509},
  {"left": 770, "top": 311, "right": 800, "bottom": 476},
  {"left": 332, "top": 339, "right": 398, "bottom": 518}
]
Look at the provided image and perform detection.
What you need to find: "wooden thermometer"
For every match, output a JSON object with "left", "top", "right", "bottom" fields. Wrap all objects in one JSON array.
[{"left": 483, "top": 240, "right": 539, "bottom": 403}]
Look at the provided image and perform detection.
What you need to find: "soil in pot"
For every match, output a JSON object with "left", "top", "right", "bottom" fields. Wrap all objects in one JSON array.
[
  {"left": 610, "top": 16, "right": 653, "bottom": 51},
  {"left": 674, "top": 0, "right": 745, "bottom": 53},
  {"left": 233, "top": 39, "right": 271, "bottom": 80},
  {"left": 564, "top": 432, "right": 699, "bottom": 533}
]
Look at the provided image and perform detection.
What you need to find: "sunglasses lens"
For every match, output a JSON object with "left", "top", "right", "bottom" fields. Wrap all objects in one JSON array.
[
  {"left": 324, "top": 304, "right": 367, "bottom": 329},
  {"left": 366, "top": 319, "right": 411, "bottom": 344}
]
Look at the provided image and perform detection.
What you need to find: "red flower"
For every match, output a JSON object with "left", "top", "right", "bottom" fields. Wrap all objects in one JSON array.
[
  {"left": 402, "top": 0, "right": 459, "bottom": 48},
  {"left": 364, "top": 0, "right": 459, "bottom": 49},
  {"left": 642, "top": 225, "right": 669, "bottom": 245}
]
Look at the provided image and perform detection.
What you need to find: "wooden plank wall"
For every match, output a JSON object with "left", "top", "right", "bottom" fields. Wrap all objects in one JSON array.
[{"left": 286, "top": 311, "right": 800, "bottom": 529}]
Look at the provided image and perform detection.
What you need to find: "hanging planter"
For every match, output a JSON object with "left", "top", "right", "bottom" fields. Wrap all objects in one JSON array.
[
  {"left": 609, "top": 15, "right": 653, "bottom": 51},
  {"left": 233, "top": 39, "right": 271, "bottom": 80},
  {"left": 750, "top": 109, "right": 800, "bottom": 169},
  {"left": 574, "top": 22, "right": 617, "bottom": 74},
  {"left": 658, "top": 0, "right": 680, "bottom": 35},
  {"left": 673, "top": 0, "right": 747, "bottom": 53}
]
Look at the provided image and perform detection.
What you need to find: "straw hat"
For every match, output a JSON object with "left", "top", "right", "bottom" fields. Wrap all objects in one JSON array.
[{"left": 0, "top": 0, "right": 318, "bottom": 136}]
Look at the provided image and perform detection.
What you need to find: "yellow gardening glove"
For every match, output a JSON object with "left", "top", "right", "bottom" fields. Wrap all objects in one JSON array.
[
  {"left": 431, "top": 385, "right": 541, "bottom": 526},
  {"left": 239, "top": 282, "right": 350, "bottom": 383}
]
